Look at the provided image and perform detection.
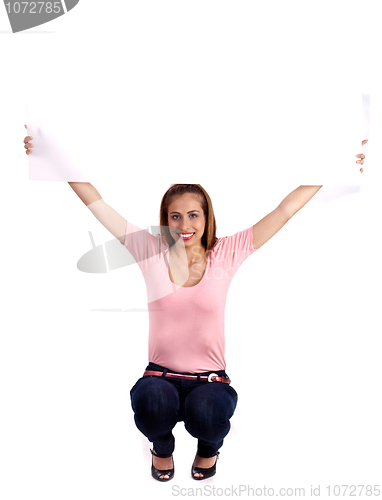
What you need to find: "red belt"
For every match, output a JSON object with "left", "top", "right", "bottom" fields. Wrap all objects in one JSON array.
[{"left": 143, "top": 370, "right": 231, "bottom": 384}]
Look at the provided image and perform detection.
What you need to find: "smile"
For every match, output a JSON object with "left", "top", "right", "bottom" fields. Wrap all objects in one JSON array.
[{"left": 178, "top": 232, "right": 195, "bottom": 240}]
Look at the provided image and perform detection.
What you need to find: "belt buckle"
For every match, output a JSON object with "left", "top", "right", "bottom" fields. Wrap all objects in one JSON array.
[{"left": 207, "top": 373, "right": 218, "bottom": 382}]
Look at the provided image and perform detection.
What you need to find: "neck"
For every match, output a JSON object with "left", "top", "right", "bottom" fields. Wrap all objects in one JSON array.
[{"left": 171, "top": 240, "right": 206, "bottom": 264}]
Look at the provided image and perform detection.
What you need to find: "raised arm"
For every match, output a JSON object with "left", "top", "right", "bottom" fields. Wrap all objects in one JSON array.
[
  {"left": 24, "top": 127, "right": 127, "bottom": 244},
  {"left": 68, "top": 181, "right": 102, "bottom": 205},
  {"left": 251, "top": 186, "right": 322, "bottom": 249},
  {"left": 68, "top": 183, "right": 127, "bottom": 244}
]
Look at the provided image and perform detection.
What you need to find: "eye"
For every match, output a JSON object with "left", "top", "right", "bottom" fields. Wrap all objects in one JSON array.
[
  {"left": 171, "top": 215, "right": 180, "bottom": 220},
  {"left": 190, "top": 214, "right": 197, "bottom": 218}
]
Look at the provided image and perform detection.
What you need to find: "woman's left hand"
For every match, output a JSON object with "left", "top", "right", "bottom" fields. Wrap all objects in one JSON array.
[{"left": 355, "top": 139, "right": 368, "bottom": 173}]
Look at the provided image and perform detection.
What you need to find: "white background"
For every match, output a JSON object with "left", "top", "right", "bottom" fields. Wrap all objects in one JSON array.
[{"left": 0, "top": 1, "right": 381, "bottom": 499}]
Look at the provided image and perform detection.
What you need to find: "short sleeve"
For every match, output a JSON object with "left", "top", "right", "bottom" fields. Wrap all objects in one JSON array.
[
  {"left": 120, "top": 220, "right": 168, "bottom": 271},
  {"left": 212, "top": 226, "right": 257, "bottom": 274}
]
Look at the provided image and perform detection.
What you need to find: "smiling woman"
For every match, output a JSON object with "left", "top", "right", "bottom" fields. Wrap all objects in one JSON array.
[{"left": 121, "top": 183, "right": 258, "bottom": 480}]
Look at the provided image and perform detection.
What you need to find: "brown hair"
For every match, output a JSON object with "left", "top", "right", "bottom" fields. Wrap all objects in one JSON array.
[{"left": 159, "top": 184, "right": 218, "bottom": 251}]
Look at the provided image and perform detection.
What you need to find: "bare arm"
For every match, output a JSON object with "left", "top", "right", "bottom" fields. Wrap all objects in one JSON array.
[
  {"left": 252, "top": 186, "right": 322, "bottom": 249},
  {"left": 68, "top": 182, "right": 127, "bottom": 244},
  {"left": 68, "top": 181, "right": 102, "bottom": 206}
]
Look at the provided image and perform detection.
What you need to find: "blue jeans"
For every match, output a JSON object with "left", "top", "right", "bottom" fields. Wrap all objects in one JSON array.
[{"left": 130, "top": 362, "right": 238, "bottom": 458}]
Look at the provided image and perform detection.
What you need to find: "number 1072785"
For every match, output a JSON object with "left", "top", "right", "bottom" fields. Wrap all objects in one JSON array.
[{"left": 5, "top": 2, "right": 63, "bottom": 14}]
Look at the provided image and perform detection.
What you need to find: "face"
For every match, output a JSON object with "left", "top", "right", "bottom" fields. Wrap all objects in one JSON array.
[{"left": 167, "top": 193, "right": 206, "bottom": 247}]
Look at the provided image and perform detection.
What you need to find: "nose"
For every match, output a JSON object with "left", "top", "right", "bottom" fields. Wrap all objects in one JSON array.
[{"left": 180, "top": 223, "right": 192, "bottom": 232}]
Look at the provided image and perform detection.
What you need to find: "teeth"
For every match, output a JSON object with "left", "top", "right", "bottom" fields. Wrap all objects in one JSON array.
[{"left": 179, "top": 233, "right": 194, "bottom": 238}]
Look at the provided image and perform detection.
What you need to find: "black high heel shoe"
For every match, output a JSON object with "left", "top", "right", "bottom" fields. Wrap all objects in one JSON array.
[
  {"left": 150, "top": 449, "right": 175, "bottom": 482},
  {"left": 191, "top": 451, "right": 220, "bottom": 480}
]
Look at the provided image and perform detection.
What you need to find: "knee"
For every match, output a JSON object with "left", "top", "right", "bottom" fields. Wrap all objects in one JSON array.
[
  {"left": 131, "top": 377, "right": 180, "bottom": 419},
  {"left": 184, "top": 385, "right": 237, "bottom": 432}
]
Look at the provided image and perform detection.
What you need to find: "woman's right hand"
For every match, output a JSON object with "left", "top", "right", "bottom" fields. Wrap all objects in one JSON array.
[{"left": 24, "top": 124, "right": 33, "bottom": 155}]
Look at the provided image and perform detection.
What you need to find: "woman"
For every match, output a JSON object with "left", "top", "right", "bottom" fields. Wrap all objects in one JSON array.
[{"left": 23, "top": 129, "right": 367, "bottom": 481}]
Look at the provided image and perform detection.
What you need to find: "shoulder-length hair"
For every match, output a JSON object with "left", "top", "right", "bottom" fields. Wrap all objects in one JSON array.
[{"left": 159, "top": 184, "right": 218, "bottom": 251}]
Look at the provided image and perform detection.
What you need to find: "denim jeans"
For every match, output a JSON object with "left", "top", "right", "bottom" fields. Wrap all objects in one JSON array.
[{"left": 130, "top": 362, "right": 238, "bottom": 458}]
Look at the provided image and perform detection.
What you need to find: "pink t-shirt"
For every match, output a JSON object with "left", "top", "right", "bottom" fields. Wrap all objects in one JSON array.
[{"left": 120, "top": 222, "right": 257, "bottom": 373}]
